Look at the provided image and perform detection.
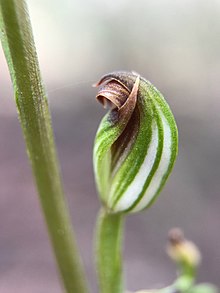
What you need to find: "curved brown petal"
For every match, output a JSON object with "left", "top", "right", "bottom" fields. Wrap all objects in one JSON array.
[{"left": 95, "top": 73, "right": 140, "bottom": 175}]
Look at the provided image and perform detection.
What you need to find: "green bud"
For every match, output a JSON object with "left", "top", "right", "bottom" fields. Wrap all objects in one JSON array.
[
  {"left": 93, "top": 71, "right": 178, "bottom": 213},
  {"left": 167, "top": 228, "right": 201, "bottom": 273}
]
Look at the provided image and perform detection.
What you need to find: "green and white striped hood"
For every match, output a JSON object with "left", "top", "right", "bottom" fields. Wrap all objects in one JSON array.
[{"left": 93, "top": 71, "right": 178, "bottom": 213}]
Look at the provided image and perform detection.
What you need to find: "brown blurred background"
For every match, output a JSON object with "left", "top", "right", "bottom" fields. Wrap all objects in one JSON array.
[{"left": 0, "top": 0, "right": 220, "bottom": 292}]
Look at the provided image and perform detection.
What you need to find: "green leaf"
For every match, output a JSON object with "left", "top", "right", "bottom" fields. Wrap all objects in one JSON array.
[{"left": 188, "top": 284, "right": 219, "bottom": 293}]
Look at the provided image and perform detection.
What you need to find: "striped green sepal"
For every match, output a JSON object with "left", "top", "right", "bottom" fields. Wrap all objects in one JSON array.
[{"left": 93, "top": 71, "right": 178, "bottom": 213}]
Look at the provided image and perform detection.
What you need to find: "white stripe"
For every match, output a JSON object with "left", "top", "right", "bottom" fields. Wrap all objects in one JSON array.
[
  {"left": 131, "top": 109, "right": 172, "bottom": 213},
  {"left": 112, "top": 120, "right": 158, "bottom": 212}
]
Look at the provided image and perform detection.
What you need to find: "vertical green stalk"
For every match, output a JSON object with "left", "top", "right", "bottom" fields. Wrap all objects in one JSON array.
[
  {"left": 0, "top": 1, "right": 87, "bottom": 292},
  {"left": 96, "top": 208, "right": 124, "bottom": 293}
]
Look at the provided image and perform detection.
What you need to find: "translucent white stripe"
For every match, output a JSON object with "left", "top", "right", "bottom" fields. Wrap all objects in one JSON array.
[
  {"left": 131, "top": 109, "right": 172, "bottom": 213},
  {"left": 113, "top": 121, "right": 158, "bottom": 212}
]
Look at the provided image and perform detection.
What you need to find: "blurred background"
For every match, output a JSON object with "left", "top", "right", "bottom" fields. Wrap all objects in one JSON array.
[{"left": 0, "top": 0, "right": 220, "bottom": 292}]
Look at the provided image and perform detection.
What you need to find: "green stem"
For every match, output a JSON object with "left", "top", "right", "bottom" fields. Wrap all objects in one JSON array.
[
  {"left": 173, "top": 275, "right": 194, "bottom": 293},
  {"left": 0, "top": 1, "right": 88, "bottom": 292},
  {"left": 96, "top": 208, "right": 124, "bottom": 293},
  {"left": 158, "top": 266, "right": 196, "bottom": 293}
]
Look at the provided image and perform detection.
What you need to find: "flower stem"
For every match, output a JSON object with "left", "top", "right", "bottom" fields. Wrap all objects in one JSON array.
[
  {"left": 0, "top": 1, "right": 88, "bottom": 292},
  {"left": 96, "top": 208, "right": 124, "bottom": 293}
]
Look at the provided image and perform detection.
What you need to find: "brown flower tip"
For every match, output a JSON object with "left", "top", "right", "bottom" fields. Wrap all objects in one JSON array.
[
  {"left": 168, "top": 228, "right": 185, "bottom": 246},
  {"left": 94, "top": 72, "right": 140, "bottom": 113}
]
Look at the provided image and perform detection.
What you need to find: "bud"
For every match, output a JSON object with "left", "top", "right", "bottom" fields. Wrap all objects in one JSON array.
[
  {"left": 167, "top": 228, "right": 201, "bottom": 269},
  {"left": 93, "top": 71, "right": 178, "bottom": 213}
]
